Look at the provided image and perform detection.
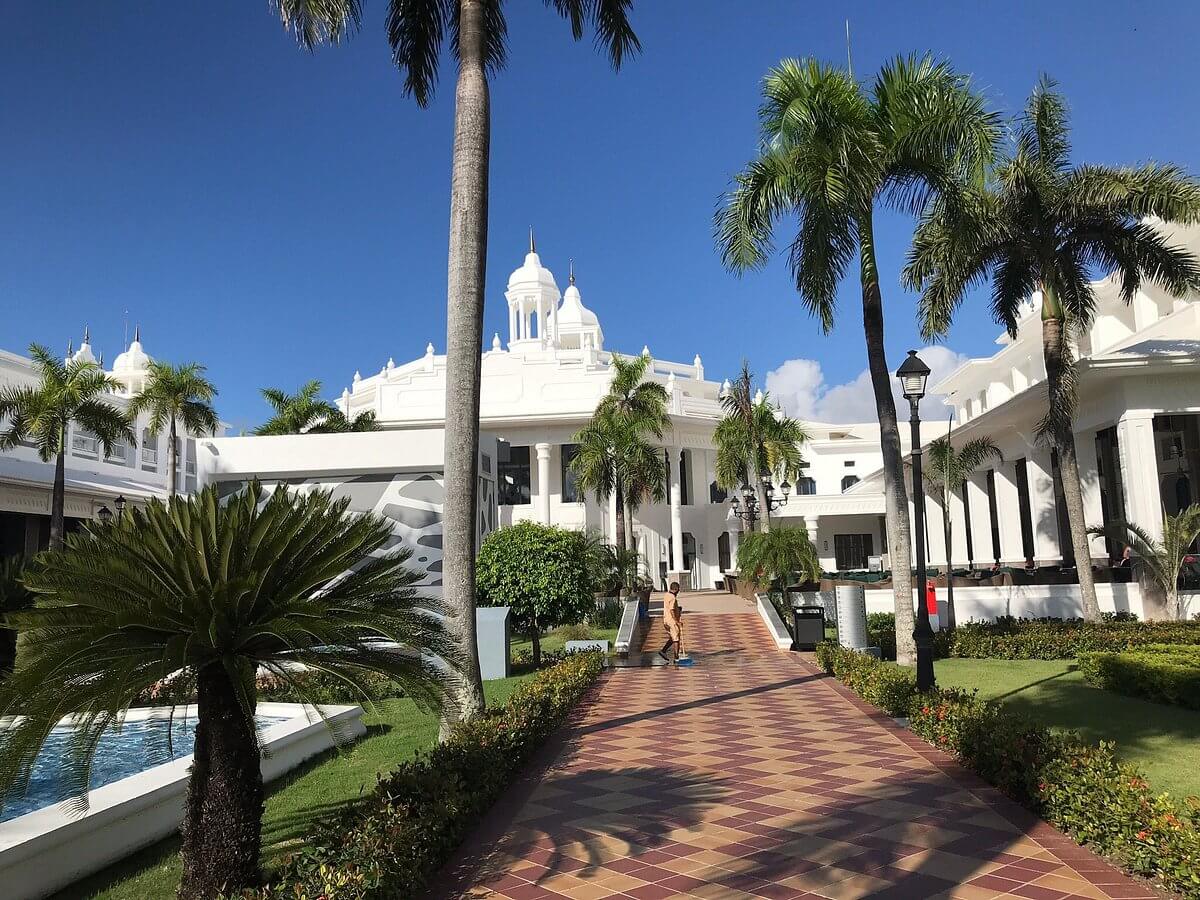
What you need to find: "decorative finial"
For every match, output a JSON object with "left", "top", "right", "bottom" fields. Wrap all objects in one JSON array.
[
  {"left": 425, "top": 342, "right": 435, "bottom": 355},
  {"left": 529, "top": 226, "right": 536, "bottom": 254},
  {"left": 492, "top": 333, "right": 501, "bottom": 351},
  {"left": 754, "top": 389, "right": 765, "bottom": 405},
  {"left": 98, "top": 352, "right": 104, "bottom": 368},
  {"left": 569, "top": 258, "right": 575, "bottom": 285},
  {"left": 67, "top": 339, "right": 74, "bottom": 356},
  {"left": 387, "top": 357, "right": 395, "bottom": 370},
  {"left": 641, "top": 344, "right": 650, "bottom": 357},
  {"left": 83, "top": 325, "right": 90, "bottom": 343},
  {"left": 133, "top": 324, "right": 141, "bottom": 343},
  {"left": 353, "top": 370, "right": 361, "bottom": 384}
]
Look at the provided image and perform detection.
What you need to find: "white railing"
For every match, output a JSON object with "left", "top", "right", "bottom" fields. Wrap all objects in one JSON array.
[
  {"left": 71, "top": 434, "right": 98, "bottom": 457},
  {"left": 104, "top": 443, "right": 128, "bottom": 463},
  {"left": 141, "top": 447, "right": 158, "bottom": 467}
]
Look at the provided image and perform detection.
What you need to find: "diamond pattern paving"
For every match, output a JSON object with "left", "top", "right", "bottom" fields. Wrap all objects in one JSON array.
[{"left": 433, "top": 613, "right": 1159, "bottom": 900}]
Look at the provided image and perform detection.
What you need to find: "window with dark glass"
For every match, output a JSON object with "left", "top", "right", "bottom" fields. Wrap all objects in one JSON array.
[
  {"left": 709, "top": 481, "right": 728, "bottom": 503},
  {"left": 497, "top": 442, "right": 531, "bottom": 506},
  {"left": 1014, "top": 458, "right": 1035, "bottom": 565},
  {"left": 796, "top": 476, "right": 817, "bottom": 495},
  {"left": 1095, "top": 427, "right": 1126, "bottom": 559},
  {"left": 986, "top": 469, "right": 1001, "bottom": 563},
  {"left": 560, "top": 444, "right": 581, "bottom": 503},
  {"left": 680, "top": 450, "right": 692, "bottom": 506},
  {"left": 960, "top": 484, "right": 975, "bottom": 567},
  {"left": 1050, "top": 450, "right": 1074, "bottom": 565},
  {"left": 841, "top": 475, "right": 859, "bottom": 493},
  {"left": 834, "top": 533, "right": 874, "bottom": 570}
]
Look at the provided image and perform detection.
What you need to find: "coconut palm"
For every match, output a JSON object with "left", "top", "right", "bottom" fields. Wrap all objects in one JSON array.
[
  {"left": 0, "top": 344, "right": 134, "bottom": 549},
  {"left": 128, "top": 361, "right": 219, "bottom": 497},
  {"left": 1090, "top": 505, "right": 1200, "bottom": 621},
  {"left": 0, "top": 483, "right": 457, "bottom": 899},
  {"left": 714, "top": 363, "right": 808, "bottom": 533},
  {"left": 572, "top": 353, "right": 668, "bottom": 550},
  {"left": 905, "top": 78, "right": 1200, "bottom": 621},
  {"left": 254, "top": 380, "right": 338, "bottom": 435},
  {"left": 271, "top": 0, "right": 640, "bottom": 724},
  {"left": 715, "top": 55, "right": 998, "bottom": 662},
  {"left": 316, "top": 407, "right": 381, "bottom": 433},
  {"left": 920, "top": 435, "right": 1000, "bottom": 629}
]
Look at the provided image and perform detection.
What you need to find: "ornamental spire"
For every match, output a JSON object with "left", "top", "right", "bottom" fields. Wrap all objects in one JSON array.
[
  {"left": 529, "top": 225, "right": 536, "bottom": 254},
  {"left": 569, "top": 258, "right": 575, "bottom": 285}
]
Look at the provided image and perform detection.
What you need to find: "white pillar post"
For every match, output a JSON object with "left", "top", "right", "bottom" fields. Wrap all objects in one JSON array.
[
  {"left": 1074, "top": 426, "right": 1107, "bottom": 558},
  {"left": 535, "top": 442, "right": 552, "bottom": 525},
  {"left": 669, "top": 448, "right": 685, "bottom": 574},
  {"left": 994, "top": 462, "right": 1023, "bottom": 565},
  {"left": 728, "top": 525, "right": 741, "bottom": 572},
  {"left": 1117, "top": 411, "right": 1163, "bottom": 541},
  {"left": 1027, "top": 448, "right": 1060, "bottom": 563},
  {"left": 966, "top": 472, "right": 993, "bottom": 566},
  {"left": 804, "top": 515, "right": 820, "bottom": 559}
]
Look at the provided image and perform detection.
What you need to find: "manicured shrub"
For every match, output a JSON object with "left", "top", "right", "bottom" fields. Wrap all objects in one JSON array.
[
  {"left": 950, "top": 617, "right": 1200, "bottom": 659},
  {"left": 477, "top": 522, "right": 597, "bottom": 667},
  {"left": 818, "top": 642, "right": 1200, "bottom": 896},
  {"left": 138, "top": 667, "right": 409, "bottom": 706},
  {"left": 248, "top": 652, "right": 605, "bottom": 900},
  {"left": 1077, "top": 644, "right": 1200, "bottom": 709}
]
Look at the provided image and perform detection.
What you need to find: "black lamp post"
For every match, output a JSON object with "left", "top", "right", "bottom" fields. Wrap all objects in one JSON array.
[
  {"left": 96, "top": 505, "right": 113, "bottom": 525},
  {"left": 897, "top": 350, "right": 936, "bottom": 692},
  {"left": 730, "top": 476, "right": 791, "bottom": 528},
  {"left": 114, "top": 494, "right": 127, "bottom": 520}
]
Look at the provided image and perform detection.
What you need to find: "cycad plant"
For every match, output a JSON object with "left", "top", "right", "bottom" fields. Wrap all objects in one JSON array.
[
  {"left": 906, "top": 78, "right": 1200, "bottom": 620},
  {"left": 129, "top": 360, "right": 219, "bottom": 496},
  {"left": 270, "top": 0, "right": 641, "bottom": 726},
  {"left": 0, "top": 344, "right": 134, "bottom": 548},
  {"left": 921, "top": 435, "right": 1000, "bottom": 628},
  {"left": 1090, "top": 505, "right": 1200, "bottom": 621},
  {"left": 736, "top": 526, "right": 821, "bottom": 592},
  {"left": 714, "top": 363, "right": 807, "bottom": 532},
  {"left": 716, "top": 55, "right": 997, "bottom": 663},
  {"left": 0, "top": 483, "right": 457, "bottom": 900}
]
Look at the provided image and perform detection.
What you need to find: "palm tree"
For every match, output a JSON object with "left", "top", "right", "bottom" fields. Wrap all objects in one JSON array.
[
  {"left": 713, "top": 363, "right": 808, "bottom": 533},
  {"left": 0, "top": 483, "right": 457, "bottom": 900},
  {"left": 254, "top": 380, "right": 338, "bottom": 435},
  {"left": 736, "top": 526, "right": 821, "bottom": 592},
  {"left": 0, "top": 344, "right": 134, "bottom": 549},
  {"left": 129, "top": 361, "right": 219, "bottom": 497},
  {"left": 572, "top": 353, "right": 668, "bottom": 550},
  {"left": 921, "top": 435, "right": 1000, "bottom": 629},
  {"left": 1091, "top": 506, "right": 1200, "bottom": 621},
  {"left": 715, "top": 56, "right": 998, "bottom": 662},
  {"left": 316, "top": 407, "right": 380, "bottom": 433},
  {"left": 905, "top": 78, "right": 1200, "bottom": 621},
  {"left": 270, "top": 0, "right": 640, "bottom": 725}
]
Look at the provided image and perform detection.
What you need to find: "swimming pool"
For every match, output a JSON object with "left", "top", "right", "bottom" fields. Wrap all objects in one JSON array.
[{"left": 1, "top": 713, "right": 289, "bottom": 822}]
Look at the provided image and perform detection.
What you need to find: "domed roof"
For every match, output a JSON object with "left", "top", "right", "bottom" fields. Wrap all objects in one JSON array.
[
  {"left": 71, "top": 327, "right": 98, "bottom": 365},
  {"left": 554, "top": 266, "right": 600, "bottom": 328},
  {"left": 113, "top": 327, "right": 152, "bottom": 373},
  {"left": 506, "top": 228, "right": 559, "bottom": 292}
]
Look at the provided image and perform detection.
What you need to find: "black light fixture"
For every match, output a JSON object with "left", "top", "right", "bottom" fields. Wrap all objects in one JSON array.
[
  {"left": 896, "top": 349, "right": 936, "bottom": 692},
  {"left": 97, "top": 505, "right": 113, "bottom": 525},
  {"left": 114, "top": 494, "right": 127, "bottom": 519},
  {"left": 730, "top": 474, "right": 790, "bottom": 528}
]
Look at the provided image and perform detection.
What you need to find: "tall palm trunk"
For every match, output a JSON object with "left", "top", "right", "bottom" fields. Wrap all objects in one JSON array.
[
  {"left": 179, "top": 664, "right": 263, "bottom": 900},
  {"left": 859, "top": 217, "right": 916, "bottom": 664},
  {"left": 1040, "top": 283, "right": 1100, "bottom": 620},
  {"left": 755, "top": 473, "right": 771, "bottom": 533},
  {"left": 439, "top": 0, "right": 489, "bottom": 734},
  {"left": 943, "top": 485, "right": 957, "bottom": 630},
  {"left": 624, "top": 499, "right": 635, "bottom": 552},
  {"left": 50, "top": 423, "right": 66, "bottom": 550},
  {"left": 614, "top": 477, "right": 626, "bottom": 552},
  {"left": 168, "top": 414, "right": 179, "bottom": 498}
]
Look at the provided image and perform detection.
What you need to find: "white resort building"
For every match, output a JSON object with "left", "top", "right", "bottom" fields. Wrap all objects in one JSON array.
[
  {"left": 8, "top": 229, "right": 1200, "bottom": 618},
  {"left": 0, "top": 331, "right": 223, "bottom": 558}
]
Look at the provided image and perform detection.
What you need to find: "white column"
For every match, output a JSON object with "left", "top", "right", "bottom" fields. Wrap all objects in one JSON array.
[
  {"left": 994, "top": 462, "right": 1024, "bottom": 564},
  {"left": 1027, "top": 448, "right": 1060, "bottom": 563},
  {"left": 946, "top": 485, "right": 966, "bottom": 569},
  {"left": 508, "top": 304, "right": 517, "bottom": 346},
  {"left": 804, "top": 515, "right": 820, "bottom": 557},
  {"left": 728, "top": 526, "right": 741, "bottom": 571},
  {"left": 608, "top": 490, "right": 619, "bottom": 545},
  {"left": 1117, "top": 411, "right": 1163, "bottom": 541},
  {"left": 1074, "top": 427, "right": 1107, "bottom": 558},
  {"left": 536, "top": 295, "right": 546, "bottom": 346},
  {"left": 669, "top": 448, "right": 684, "bottom": 573},
  {"left": 535, "top": 442, "right": 552, "bottom": 525},
  {"left": 966, "top": 471, "right": 994, "bottom": 566}
]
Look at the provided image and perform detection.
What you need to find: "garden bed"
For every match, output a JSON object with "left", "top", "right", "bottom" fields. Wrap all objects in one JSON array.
[
  {"left": 1078, "top": 644, "right": 1200, "bottom": 710},
  {"left": 816, "top": 643, "right": 1200, "bottom": 898}
]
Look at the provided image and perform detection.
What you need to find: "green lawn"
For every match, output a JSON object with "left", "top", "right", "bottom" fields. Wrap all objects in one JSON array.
[
  {"left": 54, "top": 675, "right": 535, "bottom": 900},
  {"left": 511, "top": 624, "right": 619, "bottom": 664},
  {"left": 934, "top": 658, "right": 1200, "bottom": 800}
]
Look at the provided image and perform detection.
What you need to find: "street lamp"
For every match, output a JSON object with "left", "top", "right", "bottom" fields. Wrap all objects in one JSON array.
[
  {"left": 730, "top": 476, "right": 790, "bottom": 528},
  {"left": 114, "top": 495, "right": 127, "bottom": 519},
  {"left": 96, "top": 505, "right": 113, "bottom": 525},
  {"left": 897, "top": 350, "right": 936, "bottom": 692}
]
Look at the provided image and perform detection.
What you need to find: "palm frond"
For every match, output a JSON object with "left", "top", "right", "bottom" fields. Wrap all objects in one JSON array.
[{"left": 270, "top": 0, "right": 362, "bottom": 49}]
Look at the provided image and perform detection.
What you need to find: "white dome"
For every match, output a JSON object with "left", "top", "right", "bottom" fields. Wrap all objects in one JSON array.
[
  {"left": 113, "top": 331, "right": 152, "bottom": 373},
  {"left": 555, "top": 282, "right": 600, "bottom": 327},
  {"left": 506, "top": 229, "right": 559, "bottom": 292}
]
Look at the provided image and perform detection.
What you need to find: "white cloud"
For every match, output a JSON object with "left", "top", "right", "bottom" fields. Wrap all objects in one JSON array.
[{"left": 765, "top": 346, "right": 970, "bottom": 425}]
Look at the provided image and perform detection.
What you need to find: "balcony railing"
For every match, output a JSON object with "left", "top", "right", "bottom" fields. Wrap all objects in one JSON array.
[
  {"left": 71, "top": 435, "right": 99, "bottom": 458},
  {"left": 105, "top": 443, "right": 128, "bottom": 463},
  {"left": 141, "top": 447, "right": 158, "bottom": 468}
]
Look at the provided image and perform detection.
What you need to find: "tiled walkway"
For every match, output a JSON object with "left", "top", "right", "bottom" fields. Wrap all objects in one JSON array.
[{"left": 434, "top": 613, "right": 1160, "bottom": 900}]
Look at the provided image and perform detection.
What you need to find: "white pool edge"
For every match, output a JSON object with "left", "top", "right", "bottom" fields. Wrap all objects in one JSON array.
[{"left": 0, "top": 702, "right": 365, "bottom": 900}]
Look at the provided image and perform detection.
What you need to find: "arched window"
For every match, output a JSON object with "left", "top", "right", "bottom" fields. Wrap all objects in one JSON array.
[{"left": 841, "top": 475, "right": 859, "bottom": 493}]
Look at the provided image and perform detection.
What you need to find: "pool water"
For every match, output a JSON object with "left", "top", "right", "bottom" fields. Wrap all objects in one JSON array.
[{"left": 1, "top": 714, "right": 289, "bottom": 822}]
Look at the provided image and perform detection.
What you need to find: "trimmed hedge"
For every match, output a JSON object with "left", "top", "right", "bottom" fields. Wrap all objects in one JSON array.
[
  {"left": 815, "top": 642, "right": 1200, "bottom": 897},
  {"left": 951, "top": 618, "right": 1200, "bottom": 659},
  {"left": 1078, "top": 644, "right": 1200, "bottom": 710},
  {"left": 242, "top": 651, "right": 605, "bottom": 899}
]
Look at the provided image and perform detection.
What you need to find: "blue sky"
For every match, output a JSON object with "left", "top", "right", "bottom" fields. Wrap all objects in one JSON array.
[{"left": 2, "top": 1, "right": 1197, "bottom": 431}]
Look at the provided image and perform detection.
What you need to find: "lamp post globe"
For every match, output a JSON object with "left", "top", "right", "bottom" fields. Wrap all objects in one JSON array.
[
  {"left": 896, "top": 350, "right": 936, "bottom": 692},
  {"left": 96, "top": 505, "right": 112, "bottom": 525}
]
